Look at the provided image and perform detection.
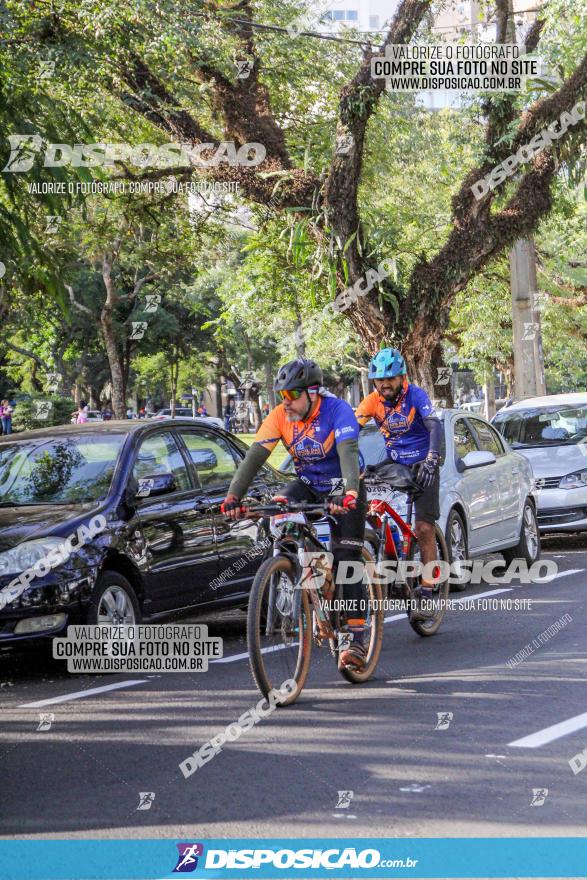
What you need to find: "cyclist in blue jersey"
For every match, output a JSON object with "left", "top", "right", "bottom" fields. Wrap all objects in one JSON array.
[
  {"left": 356, "top": 348, "right": 443, "bottom": 618},
  {"left": 221, "top": 359, "right": 369, "bottom": 670}
]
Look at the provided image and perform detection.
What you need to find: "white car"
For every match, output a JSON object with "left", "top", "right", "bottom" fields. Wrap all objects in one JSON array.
[
  {"left": 280, "top": 410, "right": 539, "bottom": 589},
  {"left": 492, "top": 392, "right": 587, "bottom": 533},
  {"left": 152, "top": 408, "right": 224, "bottom": 429}
]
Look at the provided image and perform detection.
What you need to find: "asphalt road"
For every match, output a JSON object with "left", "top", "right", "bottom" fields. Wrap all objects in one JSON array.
[{"left": 1, "top": 534, "right": 587, "bottom": 840}]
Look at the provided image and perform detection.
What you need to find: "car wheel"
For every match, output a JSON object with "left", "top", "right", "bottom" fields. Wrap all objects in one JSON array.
[
  {"left": 87, "top": 572, "right": 141, "bottom": 626},
  {"left": 445, "top": 509, "right": 468, "bottom": 592},
  {"left": 502, "top": 500, "right": 540, "bottom": 567}
]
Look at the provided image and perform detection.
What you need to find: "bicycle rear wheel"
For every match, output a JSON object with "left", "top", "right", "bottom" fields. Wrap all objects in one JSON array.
[
  {"left": 247, "top": 555, "right": 312, "bottom": 705},
  {"left": 407, "top": 524, "right": 450, "bottom": 637},
  {"left": 335, "top": 546, "right": 384, "bottom": 684}
]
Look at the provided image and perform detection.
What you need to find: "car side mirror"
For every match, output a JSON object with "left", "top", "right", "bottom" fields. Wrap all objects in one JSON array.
[
  {"left": 133, "top": 473, "right": 177, "bottom": 498},
  {"left": 459, "top": 450, "right": 497, "bottom": 471}
]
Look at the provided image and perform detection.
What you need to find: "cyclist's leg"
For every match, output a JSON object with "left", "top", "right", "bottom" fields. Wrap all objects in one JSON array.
[
  {"left": 330, "top": 481, "right": 368, "bottom": 666},
  {"left": 412, "top": 468, "right": 441, "bottom": 618}
]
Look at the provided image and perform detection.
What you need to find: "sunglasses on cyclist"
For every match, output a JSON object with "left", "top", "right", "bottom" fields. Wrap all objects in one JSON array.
[{"left": 277, "top": 388, "right": 306, "bottom": 402}]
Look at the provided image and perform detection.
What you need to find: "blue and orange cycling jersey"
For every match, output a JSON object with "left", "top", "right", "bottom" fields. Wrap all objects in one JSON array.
[
  {"left": 255, "top": 395, "right": 362, "bottom": 494},
  {"left": 355, "top": 380, "right": 435, "bottom": 465}
]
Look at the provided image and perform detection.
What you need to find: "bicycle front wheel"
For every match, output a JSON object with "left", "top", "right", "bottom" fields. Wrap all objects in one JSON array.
[
  {"left": 408, "top": 524, "right": 450, "bottom": 637},
  {"left": 336, "top": 546, "right": 384, "bottom": 684},
  {"left": 247, "top": 555, "right": 312, "bottom": 705}
]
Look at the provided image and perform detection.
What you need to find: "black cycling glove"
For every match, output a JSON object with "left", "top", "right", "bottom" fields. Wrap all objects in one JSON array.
[{"left": 415, "top": 453, "right": 440, "bottom": 489}]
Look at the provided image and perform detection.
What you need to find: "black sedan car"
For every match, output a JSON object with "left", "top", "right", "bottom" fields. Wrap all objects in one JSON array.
[{"left": 0, "top": 419, "right": 288, "bottom": 645}]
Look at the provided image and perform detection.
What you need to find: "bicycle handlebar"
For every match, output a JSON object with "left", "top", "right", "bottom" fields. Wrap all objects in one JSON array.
[{"left": 243, "top": 500, "right": 330, "bottom": 516}]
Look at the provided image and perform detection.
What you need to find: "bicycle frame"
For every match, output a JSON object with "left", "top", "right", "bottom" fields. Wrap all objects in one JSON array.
[
  {"left": 368, "top": 494, "right": 418, "bottom": 564},
  {"left": 264, "top": 511, "right": 337, "bottom": 646}
]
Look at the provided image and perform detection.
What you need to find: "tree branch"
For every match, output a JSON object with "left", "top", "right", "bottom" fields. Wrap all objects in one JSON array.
[
  {"left": 65, "top": 283, "right": 94, "bottom": 316},
  {"left": 5, "top": 342, "right": 52, "bottom": 372}
]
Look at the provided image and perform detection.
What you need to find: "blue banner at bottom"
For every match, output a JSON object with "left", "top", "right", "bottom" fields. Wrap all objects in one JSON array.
[{"left": 1, "top": 838, "right": 586, "bottom": 879}]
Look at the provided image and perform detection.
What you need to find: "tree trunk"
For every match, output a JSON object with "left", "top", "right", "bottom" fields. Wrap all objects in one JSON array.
[
  {"left": 359, "top": 367, "right": 370, "bottom": 399},
  {"left": 169, "top": 354, "right": 179, "bottom": 416},
  {"left": 101, "top": 248, "right": 127, "bottom": 418},
  {"left": 100, "top": 306, "right": 126, "bottom": 417},
  {"left": 213, "top": 373, "right": 223, "bottom": 418},
  {"left": 264, "top": 360, "right": 276, "bottom": 408},
  {"left": 403, "top": 324, "right": 454, "bottom": 407}
]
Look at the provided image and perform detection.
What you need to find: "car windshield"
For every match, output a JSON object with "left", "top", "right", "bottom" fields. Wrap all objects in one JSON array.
[
  {"left": 493, "top": 404, "right": 587, "bottom": 447},
  {"left": 0, "top": 434, "right": 125, "bottom": 505}
]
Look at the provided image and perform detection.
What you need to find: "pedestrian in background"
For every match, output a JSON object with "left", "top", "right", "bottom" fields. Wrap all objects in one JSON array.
[
  {"left": 0, "top": 400, "right": 13, "bottom": 434},
  {"left": 76, "top": 400, "right": 89, "bottom": 424}
]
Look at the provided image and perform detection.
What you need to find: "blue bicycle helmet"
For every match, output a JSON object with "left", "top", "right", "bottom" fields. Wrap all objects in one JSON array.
[{"left": 367, "top": 348, "right": 407, "bottom": 379}]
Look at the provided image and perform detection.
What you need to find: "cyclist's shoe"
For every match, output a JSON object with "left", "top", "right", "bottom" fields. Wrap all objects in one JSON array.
[
  {"left": 338, "top": 636, "right": 367, "bottom": 671},
  {"left": 410, "top": 587, "right": 436, "bottom": 621}
]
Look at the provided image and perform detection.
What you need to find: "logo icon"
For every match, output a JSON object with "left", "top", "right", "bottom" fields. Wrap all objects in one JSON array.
[
  {"left": 130, "top": 321, "right": 148, "bottom": 340},
  {"left": 45, "top": 215, "right": 62, "bottom": 234},
  {"left": 143, "top": 294, "right": 161, "bottom": 313},
  {"left": 530, "top": 787, "right": 548, "bottom": 806},
  {"left": 3, "top": 134, "right": 43, "bottom": 172},
  {"left": 37, "top": 712, "right": 55, "bottom": 731},
  {"left": 235, "top": 58, "right": 254, "bottom": 79},
  {"left": 299, "top": 551, "right": 334, "bottom": 592},
  {"left": 336, "top": 632, "right": 353, "bottom": 652},
  {"left": 33, "top": 400, "right": 53, "bottom": 420},
  {"left": 136, "top": 792, "right": 155, "bottom": 811},
  {"left": 335, "top": 790, "right": 354, "bottom": 809},
  {"left": 335, "top": 133, "right": 354, "bottom": 156},
  {"left": 39, "top": 60, "right": 55, "bottom": 79},
  {"left": 173, "top": 843, "right": 204, "bottom": 873},
  {"left": 523, "top": 321, "right": 539, "bottom": 341},
  {"left": 436, "top": 366, "right": 452, "bottom": 386},
  {"left": 435, "top": 711, "right": 453, "bottom": 730}
]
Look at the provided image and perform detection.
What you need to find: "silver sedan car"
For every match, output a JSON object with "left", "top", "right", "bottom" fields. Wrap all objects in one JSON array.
[
  {"left": 279, "top": 410, "right": 539, "bottom": 590},
  {"left": 492, "top": 393, "right": 587, "bottom": 533}
]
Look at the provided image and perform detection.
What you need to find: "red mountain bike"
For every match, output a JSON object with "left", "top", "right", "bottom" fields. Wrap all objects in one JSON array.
[{"left": 364, "top": 461, "right": 450, "bottom": 636}]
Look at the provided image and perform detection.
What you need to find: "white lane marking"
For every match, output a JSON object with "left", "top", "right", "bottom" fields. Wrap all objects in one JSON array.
[
  {"left": 213, "top": 642, "right": 299, "bottom": 664},
  {"left": 453, "top": 587, "right": 512, "bottom": 601},
  {"left": 554, "top": 569, "right": 584, "bottom": 578},
  {"left": 19, "top": 679, "right": 148, "bottom": 708},
  {"left": 508, "top": 711, "right": 587, "bottom": 749}
]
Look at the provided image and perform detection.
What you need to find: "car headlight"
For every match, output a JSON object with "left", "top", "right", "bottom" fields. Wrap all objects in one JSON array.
[
  {"left": 559, "top": 469, "right": 587, "bottom": 490},
  {"left": 0, "top": 538, "right": 65, "bottom": 577}
]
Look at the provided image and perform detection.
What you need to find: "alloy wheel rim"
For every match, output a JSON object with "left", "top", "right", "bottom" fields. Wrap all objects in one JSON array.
[
  {"left": 450, "top": 518, "right": 466, "bottom": 575},
  {"left": 523, "top": 505, "right": 538, "bottom": 560},
  {"left": 97, "top": 586, "right": 136, "bottom": 625}
]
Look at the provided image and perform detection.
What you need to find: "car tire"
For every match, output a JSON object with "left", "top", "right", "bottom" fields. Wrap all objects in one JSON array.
[
  {"left": 502, "top": 499, "right": 540, "bottom": 567},
  {"left": 445, "top": 509, "right": 468, "bottom": 592},
  {"left": 87, "top": 572, "right": 141, "bottom": 626}
]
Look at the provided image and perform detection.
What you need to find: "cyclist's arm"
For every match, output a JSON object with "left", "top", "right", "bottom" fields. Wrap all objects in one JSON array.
[
  {"left": 336, "top": 438, "right": 361, "bottom": 495},
  {"left": 354, "top": 392, "right": 377, "bottom": 432},
  {"left": 413, "top": 388, "right": 442, "bottom": 459},
  {"left": 227, "top": 408, "right": 282, "bottom": 499},
  {"left": 423, "top": 415, "right": 442, "bottom": 457},
  {"left": 227, "top": 442, "right": 272, "bottom": 499}
]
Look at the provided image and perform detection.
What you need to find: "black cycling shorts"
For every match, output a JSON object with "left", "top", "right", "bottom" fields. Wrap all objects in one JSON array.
[{"left": 412, "top": 466, "right": 440, "bottom": 525}]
